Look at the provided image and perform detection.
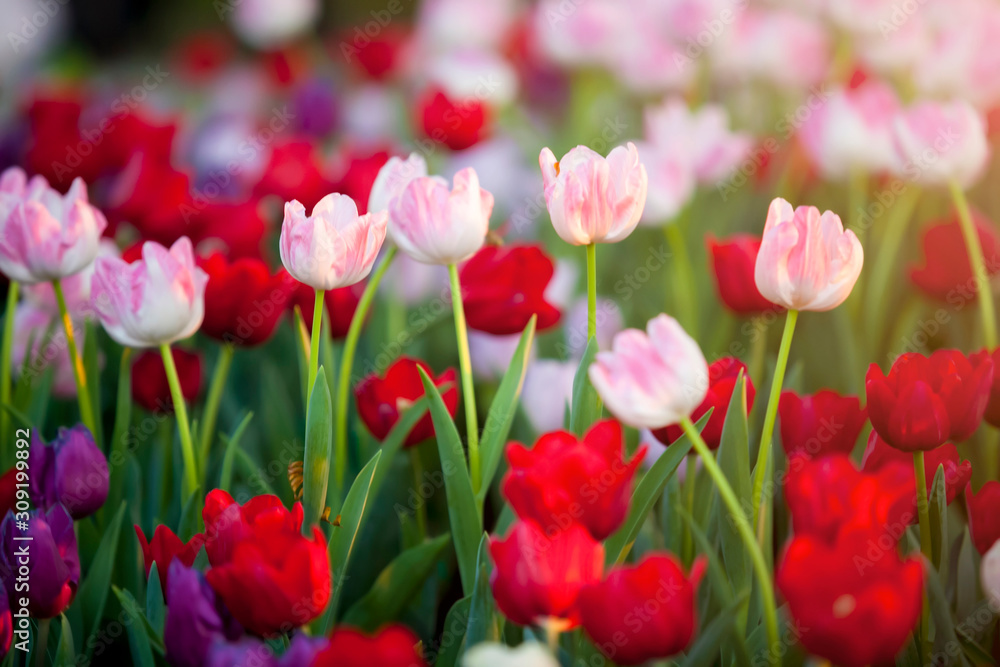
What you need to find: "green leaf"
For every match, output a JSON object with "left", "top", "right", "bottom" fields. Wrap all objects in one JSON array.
[
  {"left": 681, "top": 592, "right": 750, "bottom": 667},
  {"left": 467, "top": 533, "right": 500, "bottom": 647},
  {"left": 419, "top": 367, "right": 483, "bottom": 595},
  {"left": 322, "top": 450, "right": 381, "bottom": 632},
  {"left": 368, "top": 396, "right": 431, "bottom": 496},
  {"left": 716, "top": 373, "right": 753, "bottom": 597},
  {"left": 74, "top": 501, "right": 126, "bottom": 660},
  {"left": 113, "top": 587, "right": 159, "bottom": 665},
  {"left": 956, "top": 528, "right": 978, "bottom": 622},
  {"left": 303, "top": 370, "right": 334, "bottom": 528},
  {"left": 570, "top": 337, "right": 602, "bottom": 436},
  {"left": 605, "top": 410, "right": 711, "bottom": 565},
  {"left": 341, "top": 534, "right": 450, "bottom": 632},
  {"left": 107, "top": 347, "right": 133, "bottom": 512},
  {"left": 145, "top": 563, "right": 165, "bottom": 636},
  {"left": 433, "top": 597, "right": 472, "bottom": 667},
  {"left": 956, "top": 626, "right": 996, "bottom": 666},
  {"left": 293, "top": 305, "right": 310, "bottom": 408},
  {"left": 177, "top": 488, "right": 203, "bottom": 542},
  {"left": 83, "top": 319, "right": 103, "bottom": 446},
  {"left": 677, "top": 508, "right": 733, "bottom": 606},
  {"left": 924, "top": 554, "right": 959, "bottom": 659},
  {"left": 218, "top": 411, "right": 254, "bottom": 490},
  {"left": 928, "top": 464, "right": 948, "bottom": 572},
  {"left": 477, "top": 316, "right": 535, "bottom": 502},
  {"left": 55, "top": 614, "right": 75, "bottom": 666}
]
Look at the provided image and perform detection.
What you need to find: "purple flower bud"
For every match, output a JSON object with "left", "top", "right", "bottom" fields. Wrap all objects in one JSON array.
[
  {"left": 164, "top": 562, "right": 242, "bottom": 667},
  {"left": 0, "top": 505, "right": 79, "bottom": 618},
  {"left": 30, "top": 425, "right": 109, "bottom": 520},
  {"left": 204, "top": 632, "right": 326, "bottom": 667}
]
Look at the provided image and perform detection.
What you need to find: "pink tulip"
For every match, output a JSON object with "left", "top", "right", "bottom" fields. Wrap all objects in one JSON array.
[
  {"left": 754, "top": 198, "right": 863, "bottom": 312},
  {"left": 0, "top": 168, "right": 107, "bottom": 284},
  {"left": 367, "top": 153, "right": 428, "bottom": 219},
  {"left": 539, "top": 143, "right": 648, "bottom": 246},
  {"left": 91, "top": 238, "right": 208, "bottom": 348},
  {"left": 280, "top": 193, "right": 388, "bottom": 290},
  {"left": 589, "top": 314, "right": 708, "bottom": 429},
  {"left": 634, "top": 142, "right": 695, "bottom": 225},
  {"left": 799, "top": 81, "right": 901, "bottom": 180},
  {"left": 12, "top": 302, "right": 83, "bottom": 398},
  {"left": 891, "top": 100, "right": 989, "bottom": 189},
  {"left": 23, "top": 240, "right": 120, "bottom": 318},
  {"left": 389, "top": 168, "right": 494, "bottom": 265}
]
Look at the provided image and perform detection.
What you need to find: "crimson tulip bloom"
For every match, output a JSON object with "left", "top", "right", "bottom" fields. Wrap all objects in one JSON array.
[
  {"left": 910, "top": 211, "right": 1000, "bottom": 302},
  {"left": 778, "top": 389, "right": 867, "bottom": 460},
  {"left": 980, "top": 347, "right": 1000, "bottom": 427},
  {"left": 288, "top": 281, "right": 363, "bottom": 339},
  {"left": 253, "top": 140, "right": 334, "bottom": 211},
  {"left": 459, "top": 244, "right": 561, "bottom": 335},
  {"left": 330, "top": 147, "right": 390, "bottom": 213},
  {"left": 131, "top": 348, "right": 202, "bottom": 413},
  {"left": 706, "top": 234, "right": 777, "bottom": 316},
  {"left": 966, "top": 482, "right": 1000, "bottom": 554},
  {"left": 778, "top": 531, "right": 923, "bottom": 667},
  {"left": 862, "top": 432, "right": 971, "bottom": 506},
  {"left": 202, "top": 491, "right": 330, "bottom": 636},
  {"left": 354, "top": 357, "right": 458, "bottom": 447},
  {"left": 865, "top": 350, "right": 994, "bottom": 451},
  {"left": 577, "top": 554, "right": 704, "bottom": 665},
  {"left": 784, "top": 454, "right": 915, "bottom": 543},
  {"left": 198, "top": 254, "right": 297, "bottom": 346},
  {"left": 312, "top": 625, "right": 428, "bottom": 667},
  {"left": 135, "top": 525, "right": 206, "bottom": 595},
  {"left": 652, "top": 357, "right": 754, "bottom": 450},
  {"left": 417, "top": 87, "right": 490, "bottom": 151},
  {"left": 502, "top": 420, "right": 645, "bottom": 541},
  {"left": 489, "top": 520, "right": 604, "bottom": 629}
]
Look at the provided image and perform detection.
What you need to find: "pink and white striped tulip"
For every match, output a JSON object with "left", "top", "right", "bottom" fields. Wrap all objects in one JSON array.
[
  {"left": 389, "top": 168, "right": 494, "bottom": 265},
  {"left": 91, "top": 238, "right": 208, "bottom": 348},
  {"left": 891, "top": 100, "right": 989, "bottom": 189},
  {"left": 280, "top": 193, "right": 388, "bottom": 290},
  {"left": 589, "top": 314, "right": 708, "bottom": 429},
  {"left": 0, "top": 167, "right": 107, "bottom": 284},
  {"left": 368, "top": 153, "right": 428, "bottom": 218},
  {"left": 754, "top": 198, "right": 863, "bottom": 312},
  {"left": 539, "top": 143, "right": 648, "bottom": 246}
]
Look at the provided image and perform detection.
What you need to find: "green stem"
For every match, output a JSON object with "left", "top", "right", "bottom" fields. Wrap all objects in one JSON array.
[
  {"left": 160, "top": 343, "right": 198, "bottom": 496},
  {"left": 448, "top": 263, "right": 481, "bottom": 496},
  {"left": 680, "top": 416, "right": 780, "bottom": 655},
  {"left": 949, "top": 180, "right": 998, "bottom": 348},
  {"left": 334, "top": 246, "right": 397, "bottom": 492},
  {"left": 198, "top": 343, "right": 234, "bottom": 473},
  {"left": 751, "top": 309, "right": 799, "bottom": 536},
  {"left": 665, "top": 224, "right": 697, "bottom": 335},
  {"left": 682, "top": 452, "right": 697, "bottom": 564},
  {"left": 586, "top": 243, "right": 597, "bottom": 341},
  {"left": 308, "top": 289, "right": 325, "bottom": 394},
  {"left": 914, "top": 451, "right": 931, "bottom": 559},
  {"left": 865, "top": 186, "right": 921, "bottom": 346},
  {"left": 34, "top": 617, "right": 49, "bottom": 667},
  {"left": 0, "top": 281, "right": 18, "bottom": 463},
  {"left": 411, "top": 447, "right": 427, "bottom": 541},
  {"left": 53, "top": 279, "right": 96, "bottom": 435}
]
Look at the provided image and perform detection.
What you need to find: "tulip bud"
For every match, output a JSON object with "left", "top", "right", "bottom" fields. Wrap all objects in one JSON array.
[
  {"left": 0, "top": 505, "right": 79, "bottom": 618},
  {"left": 312, "top": 625, "right": 428, "bottom": 667},
  {"left": 368, "top": 153, "right": 428, "bottom": 219},
  {"left": 29, "top": 425, "right": 108, "bottom": 520},
  {"left": 164, "top": 562, "right": 242, "bottom": 667},
  {"left": 966, "top": 481, "right": 1000, "bottom": 555}
]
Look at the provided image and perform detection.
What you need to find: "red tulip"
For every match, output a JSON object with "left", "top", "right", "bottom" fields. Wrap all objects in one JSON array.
[
  {"left": 502, "top": 420, "right": 645, "bottom": 541},
  {"left": 288, "top": 281, "right": 363, "bottom": 339},
  {"left": 341, "top": 26, "right": 407, "bottom": 81},
  {"left": 107, "top": 154, "right": 192, "bottom": 244},
  {"left": 311, "top": 625, "right": 428, "bottom": 667},
  {"left": 489, "top": 520, "right": 604, "bottom": 628},
  {"left": 330, "top": 147, "right": 390, "bottom": 214},
  {"left": 865, "top": 350, "right": 994, "bottom": 451},
  {"left": 981, "top": 348, "right": 1000, "bottom": 427},
  {"left": 777, "top": 532, "right": 923, "bottom": 667},
  {"left": 131, "top": 348, "right": 202, "bottom": 413},
  {"left": 0, "top": 469, "right": 17, "bottom": 521},
  {"left": 966, "top": 481, "right": 1000, "bottom": 554},
  {"left": 784, "top": 454, "right": 915, "bottom": 543},
  {"left": 202, "top": 490, "right": 330, "bottom": 636},
  {"left": 577, "top": 554, "right": 704, "bottom": 665},
  {"left": 191, "top": 199, "right": 268, "bottom": 261},
  {"left": 706, "top": 234, "right": 778, "bottom": 316},
  {"left": 909, "top": 210, "right": 1000, "bottom": 302},
  {"left": 354, "top": 357, "right": 458, "bottom": 447},
  {"left": 459, "top": 244, "right": 561, "bottom": 336},
  {"left": 652, "top": 357, "right": 754, "bottom": 450},
  {"left": 778, "top": 389, "right": 867, "bottom": 460},
  {"left": 253, "top": 140, "right": 334, "bottom": 211},
  {"left": 134, "top": 525, "right": 205, "bottom": 594},
  {"left": 417, "top": 87, "right": 490, "bottom": 151},
  {"left": 862, "top": 431, "right": 971, "bottom": 506},
  {"left": 199, "top": 254, "right": 297, "bottom": 346}
]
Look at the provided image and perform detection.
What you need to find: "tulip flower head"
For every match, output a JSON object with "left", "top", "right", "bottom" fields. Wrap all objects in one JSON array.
[
  {"left": 778, "top": 390, "right": 868, "bottom": 460},
  {"left": 966, "top": 481, "right": 1000, "bottom": 555},
  {"left": 863, "top": 432, "right": 971, "bottom": 507},
  {"left": 539, "top": 142, "right": 648, "bottom": 245},
  {"left": 164, "top": 562, "right": 242, "bottom": 667},
  {"left": 368, "top": 152, "right": 428, "bottom": 219},
  {"left": 312, "top": 625, "right": 429, "bottom": 667},
  {"left": 0, "top": 505, "right": 79, "bottom": 618},
  {"left": 891, "top": 100, "right": 989, "bottom": 189},
  {"left": 29, "top": 425, "right": 108, "bottom": 520},
  {"left": 279, "top": 192, "right": 388, "bottom": 290},
  {"left": 589, "top": 314, "right": 709, "bottom": 429},
  {"left": 707, "top": 233, "right": 778, "bottom": 316},
  {"left": 754, "top": 198, "right": 863, "bottom": 311},
  {"left": 91, "top": 237, "right": 208, "bottom": 348},
  {"left": 135, "top": 525, "right": 206, "bottom": 595}
]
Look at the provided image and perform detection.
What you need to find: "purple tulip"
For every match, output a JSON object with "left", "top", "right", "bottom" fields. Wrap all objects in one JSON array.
[
  {"left": 164, "top": 562, "right": 241, "bottom": 667},
  {"left": 30, "top": 425, "right": 109, "bottom": 520},
  {"left": 205, "top": 633, "right": 326, "bottom": 667},
  {"left": 292, "top": 77, "right": 340, "bottom": 138},
  {"left": 0, "top": 505, "right": 79, "bottom": 618}
]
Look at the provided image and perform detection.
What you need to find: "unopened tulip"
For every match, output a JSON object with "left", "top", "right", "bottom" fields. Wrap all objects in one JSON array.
[
  {"left": 754, "top": 198, "right": 863, "bottom": 311},
  {"left": 164, "top": 562, "right": 242, "bottom": 667},
  {"left": 577, "top": 554, "right": 704, "bottom": 665},
  {"left": 312, "top": 625, "right": 428, "bottom": 667},
  {"left": 706, "top": 234, "right": 778, "bottom": 316},
  {"left": 0, "top": 168, "right": 107, "bottom": 284},
  {"left": 389, "top": 168, "right": 494, "bottom": 265},
  {"left": 863, "top": 433, "right": 971, "bottom": 506},
  {"left": 279, "top": 193, "right": 388, "bottom": 290},
  {"left": 966, "top": 481, "right": 1000, "bottom": 555},
  {"left": 198, "top": 254, "right": 297, "bottom": 346},
  {"left": 368, "top": 153, "right": 428, "bottom": 217},
  {"left": 29, "top": 425, "right": 108, "bottom": 520},
  {"left": 539, "top": 143, "right": 647, "bottom": 245},
  {"left": 0, "top": 505, "right": 79, "bottom": 618},
  {"left": 892, "top": 100, "right": 989, "bottom": 189},
  {"left": 589, "top": 314, "right": 708, "bottom": 429},
  {"left": 778, "top": 390, "right": 868, "bottom": 460},
  {"left": 135, "top": 525, "right": 206, "bottom": 595},
  {"left": 91, "top": 238, "right": 208, "bottom": 348}
]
